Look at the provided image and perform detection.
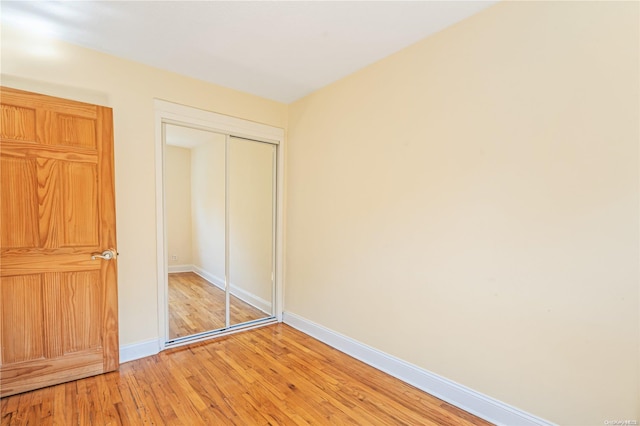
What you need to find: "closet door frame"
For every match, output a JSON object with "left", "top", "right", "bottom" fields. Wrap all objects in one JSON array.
[{"left": 154, "top": 99, "right": 284, "bottom": 350}]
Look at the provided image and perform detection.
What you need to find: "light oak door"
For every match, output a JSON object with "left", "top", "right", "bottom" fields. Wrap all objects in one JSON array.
[{"left": 0, "top": 87, "right": 119, "bottom": 397}]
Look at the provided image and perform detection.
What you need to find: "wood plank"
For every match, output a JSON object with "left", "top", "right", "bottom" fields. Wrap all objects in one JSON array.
[
  {"left": 0, "top": 325, "right": 496, "bottom": 425},
  {"left": 63, "top": 382, "right": 79, "bottom": 426},
  {"left": 0, "top": 141, "right": 97, "bottom": 163},
  {"left": 0, "top": 156, "right": 39, "bottom": 249},
  {"left": 61, "top": 271, "right": 103, "bottom": 353},
  {"left": 0, "top": 104, "right": 36, "bottom": 141},
  {"left": 0, "top": 275, "right": 45, "bottom": 364},
  {"left": 51, "top": 383, "right": 67, "bottom": 426},
  {"left": 56, "top": 115, "right": 97, "bottom": 148},
  {"left": 0, "top": 349, "right": 104, "bottom": 397},
  {"left": 36, "top": 158, "right": 62, "bottom": 249},
  {"left": 0, "top": 87, "right": 98, "bottom": 119},
  {"left": 42, "top": 273, "right": 64, "bottom": 359},
  {"left": 96, "top": 105, "right": 119, "bottom": 374},
  {"left": 168, "top": 272, "right": 269, "bottom": 339},
  {"left": 0, "top": 253, "right": 100, "bottom": 277},
  {"left": 60, "top": 162, "right": 99, "bottom": 247}
]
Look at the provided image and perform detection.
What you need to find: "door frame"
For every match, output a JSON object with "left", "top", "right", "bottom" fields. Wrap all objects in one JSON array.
[{"left": 154, "top": 99, "right": 285, "bottom": 350}]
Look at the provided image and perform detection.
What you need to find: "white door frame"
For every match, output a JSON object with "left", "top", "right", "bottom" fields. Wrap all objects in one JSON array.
[{"left": 154, "top": 99, "right": 285, "bottom": 350}]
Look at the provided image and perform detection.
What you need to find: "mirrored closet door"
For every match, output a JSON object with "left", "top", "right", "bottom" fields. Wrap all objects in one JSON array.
[
  {"left": 164, "top": 125, "right": 276, "bottom": 342},
  {"left": 228, "top": 136, "right": 276, "bottom": 327}
]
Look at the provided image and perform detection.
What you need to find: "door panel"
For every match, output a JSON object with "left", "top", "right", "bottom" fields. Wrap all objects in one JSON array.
[
  {"left": 0, "top": 275, "right": 44, "bottom": 364},
  {"left": 61, "top": 271, "right": 103, "bottom": 353},
  {"left": 0, "top": 104, "right": 36, "bottom": 141},
  {"left": 61, "top": 162, "right": 99, "bottom": 246},
  {"left": 0, "top": 157, "right": 39, "bottom": 249},
  {"left": 0, "top": 87, "right": 118, "bottom": 397},
  {"left": 57, "top": 114, "right": 97, "bottom": 148}
]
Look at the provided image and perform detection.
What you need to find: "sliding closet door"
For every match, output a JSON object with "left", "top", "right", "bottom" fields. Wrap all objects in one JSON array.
[
  {"left": 164, "top": 128, "right": 276, "bottom": 343},
  {"left": 165, "top": 125, "right": 226, "bottom": 339},
  {"left": 228, "top": 137, "right": 276, "bottom": 326}
]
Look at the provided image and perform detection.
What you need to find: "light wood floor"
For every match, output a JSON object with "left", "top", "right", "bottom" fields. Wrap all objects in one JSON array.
[
  {"left": 169, "top": 272, "right": 269, "bottom": 339},
  {"left": 1, "top": 324, "right": 492, "bottom": 425}
]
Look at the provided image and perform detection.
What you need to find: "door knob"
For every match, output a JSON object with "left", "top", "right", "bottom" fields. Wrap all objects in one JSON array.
[{"left": 91, "top": 249, "right": 116, "bottom": 260}]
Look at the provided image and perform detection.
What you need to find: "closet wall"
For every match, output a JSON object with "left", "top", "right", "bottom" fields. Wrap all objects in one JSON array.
[{"left": 166, "top": 145, "right": 193, "bottom": 268}]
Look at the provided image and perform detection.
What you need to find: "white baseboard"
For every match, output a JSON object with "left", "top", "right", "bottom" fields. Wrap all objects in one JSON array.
[
  {"left": 282, "top": 312, "right": 555, "bottom": 426},
  {"left": 168, "top": 264, "right": 193, "bottom": 273},
  {"left": 192, "top": 265, "right": 270, "bottom": 313},
  {"left": 192, "top": 265, "right": 225, "bottom": 290},
  {"left": 119, "top": 338, "right": 161, "bottom": 364},
  {"left": 229, "top": 285, "right": 271, "bottom": 313}
]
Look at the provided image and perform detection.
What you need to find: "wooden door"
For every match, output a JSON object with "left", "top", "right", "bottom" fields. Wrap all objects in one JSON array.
[{"left": 0, "top": 87, "right": 119, "bottom": 397}]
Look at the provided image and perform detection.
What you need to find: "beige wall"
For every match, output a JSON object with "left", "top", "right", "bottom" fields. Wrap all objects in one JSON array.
[
  {"left": 286, "top": 2, "right": 639, "bottom": 425},
  {"left": 191, "top": 134, "right": 226, "bottom": 280},
  {"left": 0, "top": 25, "right": 288, "bottom": 346},
  {"left": 165, "top": 145, "right": 193, "bottom": 267}
]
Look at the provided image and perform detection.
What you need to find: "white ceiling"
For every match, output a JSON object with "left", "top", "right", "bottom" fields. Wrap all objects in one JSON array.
[{"left": 1, "top": 1, "right": 497, "bottom": 103}]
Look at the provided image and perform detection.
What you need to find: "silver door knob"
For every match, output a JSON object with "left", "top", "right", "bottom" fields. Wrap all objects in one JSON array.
[{"left": 91, "top": 250, "right": 116, "bottom": 260}]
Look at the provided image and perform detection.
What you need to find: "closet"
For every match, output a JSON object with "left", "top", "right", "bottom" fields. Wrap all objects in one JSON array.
[{"left": 156, "top": 100, "right": 282, "bottom": 347}]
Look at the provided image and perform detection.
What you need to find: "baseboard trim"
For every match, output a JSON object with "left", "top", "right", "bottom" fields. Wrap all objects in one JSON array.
[
  {"left": 282, "top": 312, "right": 554, "bottom": 426},
  {"left": 229, "top": 285, "right": 271, "bottom": 313},
  {"left": 119, "top": 338, "right": 161, "bottom": 364},
  {"left": 191, "top": 265, "right": 271, "bottom": 313},
  {"left": 192, "top": 265, "right": 225, "bottom": 290},
  {"left": 168, "top": 264, "right": 193, "bottom": 273}
]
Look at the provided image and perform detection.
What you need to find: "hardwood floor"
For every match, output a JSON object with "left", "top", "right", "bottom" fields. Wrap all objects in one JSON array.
[
  {"left": 169, "top": 272, "right": 269, "bottom": 339},
  {"left": 1, "top": 324, "right": 492, "bottom": 426}
]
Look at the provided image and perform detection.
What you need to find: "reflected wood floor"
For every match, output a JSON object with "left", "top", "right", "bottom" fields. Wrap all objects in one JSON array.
[
  {"left": 0, "top": 324, "right": 492, "bottom": 426},
  {"left": 169, "top": 272, "right": 268, "bottom": 339}
]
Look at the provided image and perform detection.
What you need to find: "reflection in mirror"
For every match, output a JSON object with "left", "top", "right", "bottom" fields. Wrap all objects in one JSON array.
[
  {"left": 165, "top": 125, "right": 226, "bottom": 339},
  {"left": 164, "top": 126, "right": 276, "bottom": 341},
  {"left": 229, "top": 137, "right": 275, "bottom": 326}
]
